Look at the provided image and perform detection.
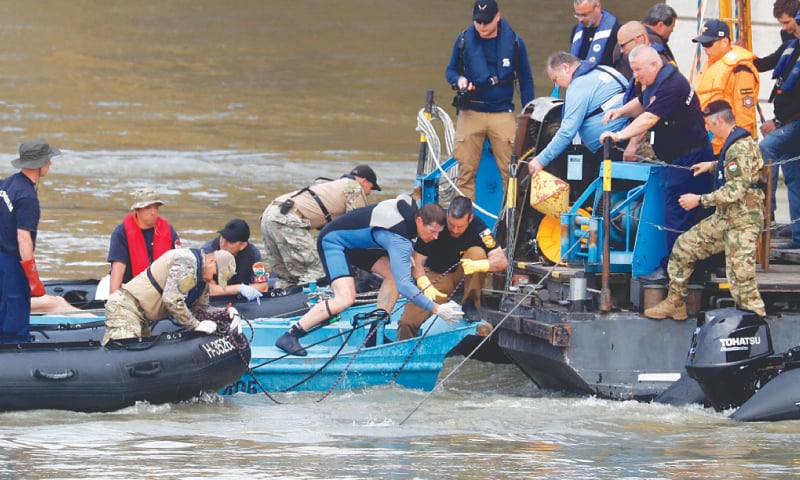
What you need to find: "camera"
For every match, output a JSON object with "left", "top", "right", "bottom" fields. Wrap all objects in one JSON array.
[
  {"left": 279, "top": 199, "right": 295, "bottom": 215},
  {"left": 451, "top": 89, "right": 474, "bottom": 109}
]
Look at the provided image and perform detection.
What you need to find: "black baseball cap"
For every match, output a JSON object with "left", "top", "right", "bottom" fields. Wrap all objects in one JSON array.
[
  {"left": 218, "top": 218, "right": 250, "bottom": 242},
  {"left": 702, "top": 99, "right": 732, "bottom": 117},
  {"left": 692, "top": 19, "right": 730, "bottom": 43},
  {"left": 473, "top": 0, "right": 499, "bottom": 22},
  {"left": 350, "top": 164, "right": 381, "bottom": 191}
]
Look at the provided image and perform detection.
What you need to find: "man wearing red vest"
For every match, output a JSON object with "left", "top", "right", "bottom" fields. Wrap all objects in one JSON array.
[{"left": 107, "top": 188, "right": 181, "bottom": 293}]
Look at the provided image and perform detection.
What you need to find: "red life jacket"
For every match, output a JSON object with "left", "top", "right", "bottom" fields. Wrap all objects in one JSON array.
[{"left": 122, "top": 212, "right": 174, "bottom": 277}]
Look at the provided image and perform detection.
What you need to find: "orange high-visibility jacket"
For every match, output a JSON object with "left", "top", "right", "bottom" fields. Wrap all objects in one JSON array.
[{"left": 696, "top": 45, "right": 760, "bottom": 154}]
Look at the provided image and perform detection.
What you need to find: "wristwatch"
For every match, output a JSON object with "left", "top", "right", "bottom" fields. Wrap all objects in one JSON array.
[{"left": 774, "top": 118, "right": 784, "bottom": 128}]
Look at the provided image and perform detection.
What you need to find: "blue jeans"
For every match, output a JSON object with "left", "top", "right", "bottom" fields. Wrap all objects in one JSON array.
[{"left": 760, "top": 118, "right": 800, "bottom": 244}]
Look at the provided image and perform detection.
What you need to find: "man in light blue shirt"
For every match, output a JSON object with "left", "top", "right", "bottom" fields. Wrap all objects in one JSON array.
[{"left": 528, "top": 51, "right": 628, "bottom": 195}]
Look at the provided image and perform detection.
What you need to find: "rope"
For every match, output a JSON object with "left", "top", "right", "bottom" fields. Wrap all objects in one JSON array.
[
  {"left": 416, "top": 104, "right": 498, "bottom": 220},
  {"left": 399, "top": 238, "right": 583, "bottom": 425}
]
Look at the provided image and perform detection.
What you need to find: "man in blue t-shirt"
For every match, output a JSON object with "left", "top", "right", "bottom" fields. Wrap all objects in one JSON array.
[
  {"left": 201, "top": 218, "right": 268, "bottom": 301},
  {"left": 398, "top": 196, "right": 507, "bottom": 340},
  {"left": 106, "top": 188, "right": 181, "bottom": 293},
  {"left": 601, "top": 45, "right": 712, "bottom": 282},
  {"left": 0, "top": 139, "right": 61, "bottom": 343}
]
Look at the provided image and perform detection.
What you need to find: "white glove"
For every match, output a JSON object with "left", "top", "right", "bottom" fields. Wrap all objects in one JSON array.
[
  {"left": 195, "top": 320, "right": 217, "bottom": 334},
  {"left": 239, "top": 284, "right": 262, "bottom": 303},
  {"left": 436, "top": 301, "right": 464, "bottom": 323},
  {"left": 227, "top": 306, "right": 242, "bottom": 334}
]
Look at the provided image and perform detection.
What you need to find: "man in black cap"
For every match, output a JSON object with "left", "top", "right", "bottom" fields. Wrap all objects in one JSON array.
[
  {"left": 202, "top": 218, "right": 268, "bottom": 300},
  {"left": 445, "top": 0, "right": 534, "bottom": 200},
  {"left": 0, "top": 139, "right": 61, "bottom": 343},
  {"left": 261, "top": 164, "right": 380, "bottom": 287},
  {"left": 692, "top": 19, "right": 759, "bottom": 155}
]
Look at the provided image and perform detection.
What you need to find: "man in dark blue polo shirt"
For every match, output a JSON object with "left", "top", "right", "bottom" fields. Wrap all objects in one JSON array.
[
  {"left": 397, "top": 196, "right": 507, "bottom": 340},
  {"left": 601, "top": 45, "right": 712, "bottom": 281},
  {"left": 0, "top": 139, "right": 61, "bottom": 343}
]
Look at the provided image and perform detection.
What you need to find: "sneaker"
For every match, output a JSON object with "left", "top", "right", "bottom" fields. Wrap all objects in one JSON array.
[
  {"left": 275, "top": 324, "right": 308, "bottom": 356},
  {"left": 777, "top": 242, "right": 800, "bottom": 251},
  {"left": 638, "top": 267, "right": 667, "bottom": 283}
]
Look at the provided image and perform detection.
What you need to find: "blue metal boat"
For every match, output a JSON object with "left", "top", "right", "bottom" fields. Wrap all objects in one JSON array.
[{"left": 222, "top": 299, "right": 482, "bottom": 395}]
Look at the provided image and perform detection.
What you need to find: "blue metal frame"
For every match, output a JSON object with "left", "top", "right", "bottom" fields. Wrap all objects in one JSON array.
[{"left": 560, "top": 162, "right": 667, "bottom": 276}]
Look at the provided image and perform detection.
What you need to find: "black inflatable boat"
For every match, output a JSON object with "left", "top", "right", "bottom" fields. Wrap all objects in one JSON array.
[{"left": 0, "top": 320, "right": 251, "bottom": 413}]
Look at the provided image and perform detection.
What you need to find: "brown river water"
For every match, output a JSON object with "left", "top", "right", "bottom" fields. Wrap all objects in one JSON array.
[{"left": 1, "top": 1, "right": 798, "bottom": 479}]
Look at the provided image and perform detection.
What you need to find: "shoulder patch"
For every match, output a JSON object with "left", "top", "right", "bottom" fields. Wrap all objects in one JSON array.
[
  {"left": 479, "top": 228, "right": 496, "bottom": 249},
  {"left": 742, "top": 96, "right": 754, "bottom": 108},
  {"left": 726, "top": 160, "right": 742, "bottom": 178},
  {"left": 178, "top": 275, "right": 197, "bottom": 293}
]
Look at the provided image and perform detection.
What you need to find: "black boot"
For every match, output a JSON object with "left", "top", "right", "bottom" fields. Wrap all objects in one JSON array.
[{"left": 275, "top": 324, "right": 308, "bottom": 356}]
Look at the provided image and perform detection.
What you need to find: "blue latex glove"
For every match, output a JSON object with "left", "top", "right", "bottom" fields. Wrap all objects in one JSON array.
[{"left": 239, "top": 284, "right": 262, "bottom": 304}]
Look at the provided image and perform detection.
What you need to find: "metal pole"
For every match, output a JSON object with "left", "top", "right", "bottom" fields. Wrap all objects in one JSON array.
[{"left": 600, "top": 138, "right": 612, "bottom": 312}]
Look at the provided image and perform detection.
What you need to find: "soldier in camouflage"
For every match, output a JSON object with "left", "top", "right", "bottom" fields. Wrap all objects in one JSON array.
[
  {"left": 260, "top": 165, "right": 380, "bottom": 287},
  {"left": 645, "top": 99, "right": 766, "bottom": 320},
  {"left": 102, "top": 248, "right": 237, "bottom": 345}
]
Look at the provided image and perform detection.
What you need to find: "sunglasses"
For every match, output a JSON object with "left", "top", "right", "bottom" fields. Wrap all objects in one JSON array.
[
  {"left": 619, "top": 35, "right": 642, "bottom": 49},
  {"left": 700, "top": 39, "right": 717, "bottom": 48},
  {"left": 474, "top": 19, "right": 493, "bottom": 25}
]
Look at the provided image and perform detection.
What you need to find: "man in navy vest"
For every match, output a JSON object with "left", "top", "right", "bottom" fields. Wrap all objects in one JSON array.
[
  {"left": 759, "top": 8, "right": 800, "bottom": 249},
  {"left": 445, "top": 0, "right": 534, "bottom": 201},
  {"left": 570, "top": 0, "right": 620, "bottom": 70}
]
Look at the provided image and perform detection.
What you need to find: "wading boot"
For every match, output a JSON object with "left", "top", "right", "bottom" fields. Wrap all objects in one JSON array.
[
  {"left": 644, "top": 295, "right": 688, "bottom": 321},
  {"left": 275, "top": 323, "right": 308, "bottom": 356}
]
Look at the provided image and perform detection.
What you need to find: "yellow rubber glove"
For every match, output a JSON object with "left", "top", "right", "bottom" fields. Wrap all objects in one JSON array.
[
  {"left": 416, "top": 275, "right": 447, "bottom": 301},
  {"left": 460, "top": 258, "right": 490, "bottom": 275}
]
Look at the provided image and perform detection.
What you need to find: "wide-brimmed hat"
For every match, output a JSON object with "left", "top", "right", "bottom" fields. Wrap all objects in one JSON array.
[
  {"left": 350, "top": 164, "right": 382, "bottom": 191},
  {"left": 130, "top": 188, "right": 165, "bottom": 210},
  {"left": 213, "top": 250, "right": 236, "bottom": 290},
  {"left": 11, "top": 139, "right": 61, "bottom": 169},
  {"left": 218, "top": 218, "right": 250, "bottom": 243}
]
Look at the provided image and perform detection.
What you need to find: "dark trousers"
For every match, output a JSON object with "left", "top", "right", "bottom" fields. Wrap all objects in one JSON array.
[{"left": 0, "top": 251, "right": 30, "bottom": 343}]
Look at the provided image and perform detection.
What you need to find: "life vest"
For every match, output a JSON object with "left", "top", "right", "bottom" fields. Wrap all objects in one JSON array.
[
  {"left": 369, "top": 195, "right": 418, "bottom": 239},
  {"left": 773, "top": 38, "right": 800, "bottom": 95},
  {"left": 570, "top": 9, "right": 618, "bottom": 70},
  {"left": 715, "top": 126, "right": 751, "bottom": 190},
  {"left": 458, "top": 18, "right": 519, "bottom": 88},
  {"left": 695, "top": 45, "right": 759, "bottom": 152},
  {"left": 123, "top": 212, "right": 174, "bottom": 277}
]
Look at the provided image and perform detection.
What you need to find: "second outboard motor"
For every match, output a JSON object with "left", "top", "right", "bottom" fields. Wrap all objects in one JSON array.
[{"left": 685, "top": 308, "right": 773, "bottom": 411}]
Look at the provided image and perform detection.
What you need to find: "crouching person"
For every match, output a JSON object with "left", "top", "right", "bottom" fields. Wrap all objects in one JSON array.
[{"left": 102, "top": 248, "right": 238, "bottom": 345}]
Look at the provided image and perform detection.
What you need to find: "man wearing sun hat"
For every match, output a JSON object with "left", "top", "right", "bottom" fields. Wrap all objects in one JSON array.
[
  {"left": 102, "top": 248, "right": 239, "bottom": 345},
  {"left": 261, "top": 164, "right": 380, "bottom": 288},
  {"left": 107, "top": 187, "right": 181, "bottom": 293},
  {"left": 0, "top": 139, "right": 61, "bottom": 343}
]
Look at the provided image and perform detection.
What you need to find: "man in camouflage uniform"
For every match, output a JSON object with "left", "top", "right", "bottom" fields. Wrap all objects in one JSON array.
[
  {"left": 645, "top": 100, "right": 766, "bottom": 320},
  {"left": 260, "top": 164, "right": 380, "bottom": 287},
  {"left": 102, "top": 248, "right": 237, "bottom": 345}
]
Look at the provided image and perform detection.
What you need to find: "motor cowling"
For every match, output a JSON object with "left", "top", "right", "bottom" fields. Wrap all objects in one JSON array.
[{"left": 685, "top": 308, "right": 773, "bottom": 411}]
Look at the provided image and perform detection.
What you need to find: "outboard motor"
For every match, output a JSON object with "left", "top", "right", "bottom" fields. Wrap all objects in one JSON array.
[{"left": 685, "top": 308, "right": 773, "bottom": 411}]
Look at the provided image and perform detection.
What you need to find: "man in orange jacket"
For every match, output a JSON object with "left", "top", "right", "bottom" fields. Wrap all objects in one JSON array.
[
  {"left": 693, "top": 19, "right": 760, "bottom": 154},
  {"left": 0, "top": 139, "right": 61, "bottom": 343}
]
